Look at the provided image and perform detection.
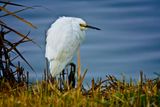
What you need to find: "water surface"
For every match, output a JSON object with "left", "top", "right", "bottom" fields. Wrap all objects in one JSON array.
[{"left": 9, "top": 0, "right": 160, "bottom": 81}]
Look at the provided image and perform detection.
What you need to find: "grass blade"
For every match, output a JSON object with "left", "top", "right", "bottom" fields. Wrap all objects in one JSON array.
[
  {"left": 14, "top": 47, "right": 35, "bottom": 72},
  {"left": 0, "top": 1, "right": 27, "bottom": 7},
  {"left": 0, "top": 23, "right": 42, "bottom": 49},
  {"left": 0, "top": 6, "right": 37, "bottom": 29},
  {"left": 5, "top": 32, "right": 30, "bottom": 53},
  {"left": 3, "top": 36, "right": 35, "bottom": 72},
  {"left": 0, "top": 7, "right": 33, "bottom": 18},
  {"left": 0, "top": 23, "right": 32, "bottom": 41}
]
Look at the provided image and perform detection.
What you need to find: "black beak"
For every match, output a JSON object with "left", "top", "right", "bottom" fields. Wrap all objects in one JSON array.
[{"left": 86, "top": 25, "right": 101, "bottom": 30}]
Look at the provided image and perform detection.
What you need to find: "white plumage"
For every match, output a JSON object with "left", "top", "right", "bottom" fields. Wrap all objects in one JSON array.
[
  {"left": 45, "top": 16, "right": 100, "bottom": 77},
  {"left": 45, "top": 17, "right": 86, "bottom": 77}
]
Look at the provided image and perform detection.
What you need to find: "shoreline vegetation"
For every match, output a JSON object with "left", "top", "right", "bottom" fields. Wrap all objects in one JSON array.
[
  {"left": 1, "top": 70, "right": 160, "bottom": 107},
  {"left": 0, "top": 1, "right": 160, "bottom": 107}
]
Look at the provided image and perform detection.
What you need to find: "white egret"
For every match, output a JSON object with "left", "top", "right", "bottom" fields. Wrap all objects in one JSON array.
[{"left": 45, "top": 16, "right": 100, "bottom": 77}]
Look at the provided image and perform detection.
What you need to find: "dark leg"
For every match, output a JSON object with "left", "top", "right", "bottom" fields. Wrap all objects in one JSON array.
[
  {"left": 68, "top": 62, "right": 76, "bottom": 88},
  {"left": 59, "top": 69, "right": 65, "bottom": 91},
  {"left": 48, "top": 62, "right": 76, "bottom": 90}
]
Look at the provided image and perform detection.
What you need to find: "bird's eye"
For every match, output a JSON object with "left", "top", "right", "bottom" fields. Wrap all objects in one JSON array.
[
  {"left": 79, "top": 23, "right": 86, "bottom": 27},
  {"left": 79, "top": 23, "right": 87, "bottom": 30}
]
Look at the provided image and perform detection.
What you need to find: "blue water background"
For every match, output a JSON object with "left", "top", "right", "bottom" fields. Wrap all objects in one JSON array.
[{"left": 6, "top": 0, "right": 160, "bottom": 82}]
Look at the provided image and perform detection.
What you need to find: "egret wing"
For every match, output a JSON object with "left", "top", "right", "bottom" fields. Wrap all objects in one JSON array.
[{"left": 45, "top": 21, "right": 80, "bottom": 62}]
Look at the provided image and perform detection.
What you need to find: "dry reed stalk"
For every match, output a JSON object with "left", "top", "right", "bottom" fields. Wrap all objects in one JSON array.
[{"left": 77, "top": 48, "right": 81, "bottom": 80}]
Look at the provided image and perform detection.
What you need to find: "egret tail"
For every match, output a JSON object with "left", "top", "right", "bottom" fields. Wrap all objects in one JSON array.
[{"left": 49, "top": 60, "right": 64, "bottom": 77}]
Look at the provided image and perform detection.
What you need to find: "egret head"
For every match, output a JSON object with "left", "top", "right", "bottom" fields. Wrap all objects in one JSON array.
[
  {"left": 68, "top": 17, "right": 100, "bottom": 31},
  {"left": 79, "top": 23, "right": 101, "bottom": 31}
]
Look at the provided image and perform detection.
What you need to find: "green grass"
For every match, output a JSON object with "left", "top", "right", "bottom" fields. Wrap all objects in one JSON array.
[{"left": 0, "top": 72, "right": 160, "bottom": 107}]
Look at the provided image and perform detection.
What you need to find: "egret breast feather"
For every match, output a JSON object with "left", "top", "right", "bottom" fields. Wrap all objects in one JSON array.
[{"left": 45, "top": 17, "right": 86, "bottom": 77}]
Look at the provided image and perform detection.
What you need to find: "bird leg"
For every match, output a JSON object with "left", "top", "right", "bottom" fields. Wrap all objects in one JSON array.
[
  {"left": 68, "top": 62, "right": 76, "bottom": 88},
  {"left": 59, "top": 63, "right": 76, "bottom": 90},
  {"left": 59, "top": 69, "right": 65, "bottom": 91}
]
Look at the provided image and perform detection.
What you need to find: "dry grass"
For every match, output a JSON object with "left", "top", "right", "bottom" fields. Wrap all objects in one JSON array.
[
  {"left": 0, "top": 72, "right": 160, "bottom": 107},
  {"left": 0, "top": 0, "right": 36, "bottom": 87},
  {"left": 0, "top": 1, "right": 160, "bottom": 107}
]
